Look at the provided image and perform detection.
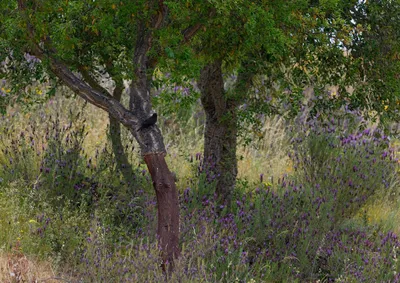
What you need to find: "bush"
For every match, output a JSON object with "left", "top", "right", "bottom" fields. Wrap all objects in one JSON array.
[{"left": 290, "top": 109, "right": 398, "bottom": 222}]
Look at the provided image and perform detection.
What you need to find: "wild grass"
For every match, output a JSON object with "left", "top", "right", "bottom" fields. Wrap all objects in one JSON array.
[
  {"left": 0, "top": 253, "right": 59, "bottom": 283},
  {"left": 0, "top": 94, "right": 399, "bottom": 282}
]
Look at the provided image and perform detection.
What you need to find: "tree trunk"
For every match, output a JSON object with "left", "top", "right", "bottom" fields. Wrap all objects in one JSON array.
[
  {"left": 198, "top": 61, "right": 238, "bottom": 205},
  {"left": 108, "top": 79, "right": 135, "bottom": 184},
  {"left": 126, "top": 121, "right": 180, "bottom": 272},
  {"left": 79, "top": 65, "right": 135, "bottom": 184},
  {"left": 108, "top": 75, "right": 179, "bottom": 268},
  {"left": 144, "top": 153, "right": 180, "bottom": 271},
  {"left": 198, "top": 60, "right": 255, "bottom": 206},
  {"left": 127, "top": 17, "right": 180, "bottom": 270},
  {"left": 18, "top": 0, "right": 180, "bottom": 270}
]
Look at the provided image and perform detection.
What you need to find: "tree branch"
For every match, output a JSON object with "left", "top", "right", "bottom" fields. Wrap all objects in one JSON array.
[
  {"left": 45, "top": 54, "right": 138, "bottom": 127},
  {"left": 181, "top": 8, "right": 216, "bottom": 44},
  {"left": 153, "top": 0, "right": 168, "bottom": 29},
  {"left": 112, "top": 75, "right": 124, "bottom": 100},
  {"left": 181, "top": 23, "right": 203, "bottom": 44},
  {"left": 78, "top": 67, "right": 112, "bottom": 97},
  {"left": 17, "top": 0, "right": 138, "bottom": 128}
]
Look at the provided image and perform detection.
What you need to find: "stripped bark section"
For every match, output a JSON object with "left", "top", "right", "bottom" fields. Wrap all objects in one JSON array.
[{"left": 144, "top": 153, "right": 180, "bottom": 271}]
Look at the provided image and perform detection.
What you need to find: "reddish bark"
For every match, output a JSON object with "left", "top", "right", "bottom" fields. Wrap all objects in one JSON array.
[{"left": 144, "top": 153, "right": 180, "bottom": 272}]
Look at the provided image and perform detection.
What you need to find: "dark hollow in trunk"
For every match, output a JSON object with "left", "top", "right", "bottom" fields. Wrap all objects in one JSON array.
[
  {"left": 199, "top": 61, "right": 238, "bottom": 206},
  {"left": 144, "top": 153, "right": 180, "bottom": 272}
]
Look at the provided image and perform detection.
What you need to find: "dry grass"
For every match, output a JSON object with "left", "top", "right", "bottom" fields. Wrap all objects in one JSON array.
[
  {"left": 7, "top": 94, "right": 292, "bottom": 188},
  {"left": 238, "top": 115, "right": 291, "bottom": 184},
  {"left": 0, "top": 251, "right": 61, "bottom": 283}
]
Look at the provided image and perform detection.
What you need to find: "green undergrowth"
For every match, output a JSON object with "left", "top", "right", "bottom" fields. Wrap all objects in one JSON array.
[{"left": 0, "top": 95, "right": 399, "bottom": 282}]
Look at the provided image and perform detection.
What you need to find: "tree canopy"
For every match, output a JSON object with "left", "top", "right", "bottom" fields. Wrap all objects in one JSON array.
[
  {"left": 0, "top": 0, "right": 399, "bottom": 268},
  {"left": 1, "top": 0, "right": 398, "bottom": 119}
]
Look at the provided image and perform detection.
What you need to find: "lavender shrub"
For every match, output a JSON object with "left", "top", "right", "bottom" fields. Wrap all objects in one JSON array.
[{"left": 1, "top": 98, "right": 400, "bottom": 282}]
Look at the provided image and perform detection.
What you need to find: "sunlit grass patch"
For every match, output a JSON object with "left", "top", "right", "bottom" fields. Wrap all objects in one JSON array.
[
  {"left": 364, "top": 201, "right": 400, "bottom": 235},
  {"left": 238, "top": 115, "right": 291, "bottom": 185}
]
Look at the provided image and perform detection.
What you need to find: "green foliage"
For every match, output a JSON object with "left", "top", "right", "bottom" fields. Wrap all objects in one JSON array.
[
  {"left": 152, "top": 74, "right": 200, "bottom": 118},
  {"left": 349, "top": 0, "right": 400, "bottom": 121},
  {"left": 0, "top": 0, "right": 155, "bottom": 113},
  {"left": 1, "top": 0, "right": 398, "bottom": 127}
]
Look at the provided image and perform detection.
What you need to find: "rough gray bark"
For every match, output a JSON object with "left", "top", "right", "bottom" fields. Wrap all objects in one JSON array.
[
  {"left": 198, "top": 60, "right": 255, "bottom": 206},
  {"left": 198, "top": 61, "right": 238, "bottom": 205}
]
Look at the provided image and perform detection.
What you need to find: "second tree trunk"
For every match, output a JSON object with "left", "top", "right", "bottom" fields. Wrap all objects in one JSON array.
[{"left": 198, "top": 60, "right": 238, "bottom": 205}]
